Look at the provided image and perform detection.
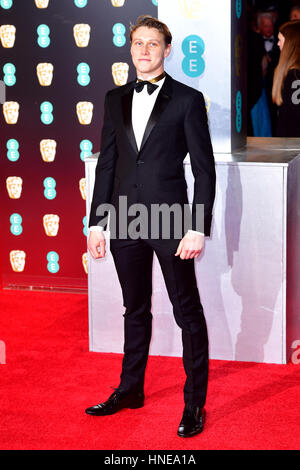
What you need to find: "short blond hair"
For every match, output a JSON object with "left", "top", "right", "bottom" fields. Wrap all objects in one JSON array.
[{"left": 130, "top": 15, "right": 172, "bottom": 46}]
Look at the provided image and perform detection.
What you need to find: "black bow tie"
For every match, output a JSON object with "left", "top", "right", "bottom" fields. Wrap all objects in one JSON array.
[
  {"left": 134, "top": 80, "right": 159, "bottom": 95},
  {"left": 264, "top": 37, "right": 274, "bottom": 42}
]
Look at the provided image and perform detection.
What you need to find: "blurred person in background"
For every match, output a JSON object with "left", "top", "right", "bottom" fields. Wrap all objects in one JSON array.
[
  {"left": 247, "top": 26, "right": 266, "bottom": 135},
  {"left": 272, "top": 20, "right": 300, "bottom": 136},
  {"left": 257, "top": 11, "right": 281, "bottom": 135},
  {"left": 290, "top": 5, "right": 300, "bottom": 20},
  {"left": 249, "top": 11, "right": 279, "bottom": 136}
]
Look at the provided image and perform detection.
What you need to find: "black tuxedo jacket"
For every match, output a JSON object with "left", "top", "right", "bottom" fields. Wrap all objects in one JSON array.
[{"left": 89, "top": 73, "right": 216, "bottom": 237}]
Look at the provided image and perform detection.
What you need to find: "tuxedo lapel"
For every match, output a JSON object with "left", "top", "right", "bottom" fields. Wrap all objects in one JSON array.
[
  {"left": 121, "top": 73, "right": 173, "bottom": 156},
  {"left": 121, "top": 86, "right": 139, "bottom": 155},
  {"left": 139, "top": 74, "right": 172, "bottom": 153}
]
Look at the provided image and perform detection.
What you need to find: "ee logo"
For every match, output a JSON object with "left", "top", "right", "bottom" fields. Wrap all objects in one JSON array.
[
  {"left": 236, "top": 91, "right": 242, "bottom": 133},
  {"left": 7, "top": 138, "right": 19, "bottom": 161},
  {"left": 83, "top": 216, "right": 87, "bottom": 236},
  {"left": 10, "top": 213, "right": 22, "bottom": 236},
  {"left": 37, "top": 24, "right": 50, "bottom": 48},
  {"left": 40, "top": 101, "right": 53, "bottom": 124},
  {"left": 44, "top": 177, "right": 56, "bottom": 199},
  {"left": 77, "top": 63, "right": 90, "bottom": 86},
  {"left": 236, "top": 0, "right": 242, "bottom": 19},
  {"left": 80, "top": 139, "right": 93, "bottom": 161},
  {"left": 74, "top": 0, "right": 88, "bottom": 6},
  {"left": 47, "top": 251, "right": 59, "bottom": 273},
  {"left": 152, "top": 0, "right": 158, "bottom": 5},
  {"left": 182, "top": 35, "right": 205, "bottom": 78},
  {"left": 0, "top": 0, "right": 13, "bottom": 8},
  {"left": 3, "top": 63, "right": 16, "bottom": 86},
  {"left": 112, "top": 23, "right": 126, "bottom": 47}
]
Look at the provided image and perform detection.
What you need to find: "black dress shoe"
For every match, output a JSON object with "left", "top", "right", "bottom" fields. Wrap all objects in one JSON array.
[
  {"left": 85, "top": 389, "right": 144, "bottom": 416},
  {"left": 177, "top": 405, "right": 205, "bottom": 437}
]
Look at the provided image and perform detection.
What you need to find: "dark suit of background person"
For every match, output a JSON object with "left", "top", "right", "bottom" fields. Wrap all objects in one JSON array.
[
  {"left": 247, "top": 28, "right": 266, "bottom": 135},
  {"left": 85, "top": 19, "right": 216, "bottom": 437},
  {"left": 256, "top": 11, "right": 280, "bottom": 134},
  {"left": 264, "top": 38, "right": 281, "bottom": 134},
  {"left": 276, "top": 68, "right": 300, "bottom": 136}
]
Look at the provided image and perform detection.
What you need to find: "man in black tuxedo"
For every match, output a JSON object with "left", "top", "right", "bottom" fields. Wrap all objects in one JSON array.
[{"left": 85, "top": 15, "right": 216, "bottom": 438}]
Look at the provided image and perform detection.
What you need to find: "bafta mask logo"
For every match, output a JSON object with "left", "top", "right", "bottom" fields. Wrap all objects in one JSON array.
[
  {"left": 3, "top": 101, "right": 19, "bottom": 124},
  {"left": 37, "top": 63, "right": 54, "bottom": 86},
  {"left": 6, "top": 176, "right": 22, "bottom": 199},
  {"left": 111, "top": 0, "right": 125, "bottom": 6},
  {"left": 76, "top": 101, "right": 93, "bottom": 125},
  {"left": 82, "top": 253, "right": 88, "bottom": 274},
  {"left": 178, "top": 0, "right": 204, "bottom": 19},
  {"left": 73, "top": 24, "right": 91, "bottom": 47},
  {"left": 79, "top": 178, "right": 86, "bottom": 200},
  {"left": 34, "top": 0, "right": 50, "bottom": 8},
  {"left": 10, "top": 250, "right": 26, "bottom": 272},
  {"left": 0, "top": 24, "right": 16, "bottom": 48},
  {"left": 43, "top": 214, "right": 60, "bottom": 237},
  {"left": 40, "top": 139, "right": 56, "bottom": 162},
  {"left": 112, "top": 62, "right": 129, "bottom": 86}
]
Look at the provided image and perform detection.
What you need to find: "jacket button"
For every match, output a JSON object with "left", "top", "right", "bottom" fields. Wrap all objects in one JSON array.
[{"left": 137, "top": 160, "right": 144, "bottom": 165}]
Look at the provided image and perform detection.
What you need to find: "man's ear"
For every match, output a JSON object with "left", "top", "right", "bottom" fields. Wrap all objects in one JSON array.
[{"left": 164, "top": 43, "right": 172, "bottom": 59}]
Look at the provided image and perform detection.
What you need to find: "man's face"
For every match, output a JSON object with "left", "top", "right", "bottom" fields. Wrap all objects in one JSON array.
[
  {"left": 259, "top": 18, "right": 274, "bottom": 38},
  {"left": 130, "top": 26, "right": 171, "bottom": 79}
]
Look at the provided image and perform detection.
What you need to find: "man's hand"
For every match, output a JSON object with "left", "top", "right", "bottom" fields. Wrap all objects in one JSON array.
[
  {"left": 87, "top": 230, "right": 106, "bottom": 259},
  {"left": 175, "top": 232, "right": 204, "bottom": 260}
]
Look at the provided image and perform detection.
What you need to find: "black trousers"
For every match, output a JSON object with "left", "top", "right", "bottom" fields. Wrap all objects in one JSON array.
[{"left": 110, "top": 237, "right": 209, "bottom": 407}]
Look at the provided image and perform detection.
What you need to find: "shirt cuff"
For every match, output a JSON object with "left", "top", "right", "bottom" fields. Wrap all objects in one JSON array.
[
  {"left": 89, "top": 226, "right": 104, "bottom": 232},
  {"left": 187, "top": 230, "right": 204, "bottom": 236}
]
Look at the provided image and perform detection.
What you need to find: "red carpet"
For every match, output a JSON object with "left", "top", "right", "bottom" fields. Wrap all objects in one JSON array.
[{"left": 0, "top": 288, "right": 300, "bottom": 450}]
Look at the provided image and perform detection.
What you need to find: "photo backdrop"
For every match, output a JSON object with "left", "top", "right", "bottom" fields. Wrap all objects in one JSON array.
[
  {"left": 0, "top": 0, "right": 157, "bottom": 289},
  {"left": 1, "top": 0, "right": 246, "bottom": 289}
]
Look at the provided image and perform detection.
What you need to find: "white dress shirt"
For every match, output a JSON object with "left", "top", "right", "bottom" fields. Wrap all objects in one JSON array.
[
  {"left": 90, "top": 75, "right": 203, "bottom": 237},
  {"left": 132, "top": 76, "right": 165, "bottom": 150},
  {"left": 263, "top": 35, "right": 274, "bottom": 53}
]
